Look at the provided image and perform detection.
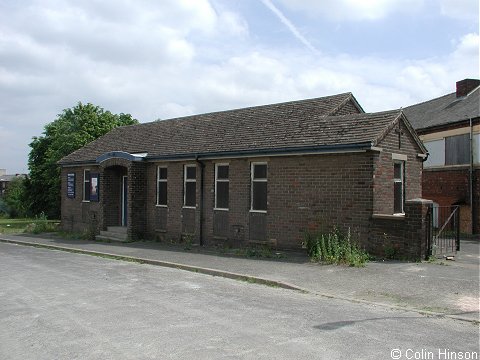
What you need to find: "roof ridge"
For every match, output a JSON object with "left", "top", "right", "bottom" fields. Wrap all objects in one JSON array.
[{"left": 403, "top": 92, "right": 455, "bottom": 110}]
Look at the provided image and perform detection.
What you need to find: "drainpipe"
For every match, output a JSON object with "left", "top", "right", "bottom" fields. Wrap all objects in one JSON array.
[
  {"left": 195, "top": 156, "right": 205, "bottom": 246},
  {"left": 469, "top": 118, "right": 474, "bottom": 234}
]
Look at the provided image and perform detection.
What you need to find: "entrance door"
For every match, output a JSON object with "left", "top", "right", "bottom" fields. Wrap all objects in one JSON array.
[{"left": 121, "top": 176, "right": 128, "bottom": 226}]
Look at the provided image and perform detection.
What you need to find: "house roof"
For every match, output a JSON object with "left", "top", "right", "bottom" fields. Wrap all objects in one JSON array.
[
  {"left": 0, "top": 174, "right": 26, "bottom": 182},
  {"left": 403, "top": 86, "right": 480, "bottom": 131},
  {"left": 59, "top": 93, "right": 422, "bottom": 165}
]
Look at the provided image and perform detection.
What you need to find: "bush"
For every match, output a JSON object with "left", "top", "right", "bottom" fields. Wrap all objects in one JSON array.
[
  {"left": 25, "top": 212, "right": 58, "bottom": 234},
  {"left": 303, "top": 227, "right": 369, "bottom": 267}
]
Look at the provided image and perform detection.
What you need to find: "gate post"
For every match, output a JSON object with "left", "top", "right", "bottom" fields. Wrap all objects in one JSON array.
[{"left": 456, "top": 207, "right": 460, "bottom": 251}]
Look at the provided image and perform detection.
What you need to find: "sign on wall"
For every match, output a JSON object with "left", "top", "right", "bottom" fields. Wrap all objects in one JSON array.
[
  {"left": 67, "top": 173, "right": 75, "bottom": 199},
  {"left": 90, "top": 173, "right": 100, "bottom": 202}
]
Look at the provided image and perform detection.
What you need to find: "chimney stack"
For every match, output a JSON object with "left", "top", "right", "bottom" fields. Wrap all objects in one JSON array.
[{"left": 456, "top": 79, "right": 480, "bottom": 98}]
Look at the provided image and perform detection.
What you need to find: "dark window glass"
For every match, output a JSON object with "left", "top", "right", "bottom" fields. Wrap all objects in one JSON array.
[
  {"left": 253, "top": 164, "right": 267, "bottom": 179},
  {"left": 159, "top": 167, "right": 167, "bottom": 180},
  {"left": 445, "top": 134, "right": 469, "bottom": 165},
  {"left": 186, "top": 166, "right": 196, "bottom": 179},
  {"left": 84, "top": 170, "right": 90, "bottom": 201},
  {"left": 252, "top": 182, "right": 267, "bottom": 211},
  {"left": 393, "top": 162, "right": 404, "bottom": 213},
  {"left": 185, "top": 182, "right": 196, "bottom": 207},
  {"left": 394, "top": 182, "right": 403, "bottom": 214},
  {"left": 217, "top": 165, "right": 229, "bottom": 180},
  {"left": 394, "top": 163, "right": 402, "bottom": 179},
  {"left": 158, "top": 182, "right": 167, "bottom": 206},
  {"left": 216, "top": 182, "right": 229, "bottom": 209}
]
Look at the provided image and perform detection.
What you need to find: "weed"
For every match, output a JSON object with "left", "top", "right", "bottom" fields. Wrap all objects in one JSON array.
[
  {"left": 24, "top": 213, "right": 59, "bottom": 234},
  {"left": 303, "top": 227, "right": 369, "bottom": 267}
]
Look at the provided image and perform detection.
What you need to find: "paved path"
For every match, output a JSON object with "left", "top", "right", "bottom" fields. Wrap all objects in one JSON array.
[{"left": 0, "top": 233, "right": 478, "bottom": 322}]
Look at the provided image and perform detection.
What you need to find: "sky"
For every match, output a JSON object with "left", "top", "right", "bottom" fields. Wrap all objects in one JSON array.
[{"left": 0, "top": 0, "right": 478, "bottom": 174}]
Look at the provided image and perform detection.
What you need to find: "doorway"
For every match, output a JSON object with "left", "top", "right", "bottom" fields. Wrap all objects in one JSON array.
[{"left": 121, "top": 176, "right": 128, "bottom": 227}]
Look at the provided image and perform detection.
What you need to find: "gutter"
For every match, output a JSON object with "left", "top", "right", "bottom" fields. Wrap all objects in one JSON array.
[
  {"left": 146, "top": 142, "right": 374, "bottom": 162},
  {"left": 195, "top": 155, "right": 205, "bottom": 246},
  {"left": 470, "top": 118, "right": 475, "bottom": 234},
  {"left": 58, "top": 142, "right": 375, "bottom": 167}
]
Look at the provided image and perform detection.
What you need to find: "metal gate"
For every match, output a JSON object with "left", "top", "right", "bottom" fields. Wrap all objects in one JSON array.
[{"left": 427, "top": 205, "right": 460, "bottom": 258}]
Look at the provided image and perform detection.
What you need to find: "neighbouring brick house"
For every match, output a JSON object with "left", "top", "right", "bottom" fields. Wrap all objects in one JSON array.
[
  {"left": 0, "top": 169, "right": 26, "bottom": 197},
  {"left": 404, "top": 79, "right": 480, "bottom": 235},
  {"left": 59, "top": 92, "right": 430, "bottom": 259}
]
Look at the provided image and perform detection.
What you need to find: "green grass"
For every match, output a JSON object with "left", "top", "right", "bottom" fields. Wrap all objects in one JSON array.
[{"left": 0, "top": 218, "right": 59, "bottom": 234}]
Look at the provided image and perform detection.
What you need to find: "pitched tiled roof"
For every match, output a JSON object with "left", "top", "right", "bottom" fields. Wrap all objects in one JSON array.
[
  {"left": 403, "top": 87, "right": 480, "bottom": 131},
  {"left": 59, "top": 93, "right": 409, "bottom": 164}
]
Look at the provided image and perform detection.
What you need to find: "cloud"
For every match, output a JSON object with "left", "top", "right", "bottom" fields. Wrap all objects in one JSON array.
[
  {"left": 440, "top": 0, "right": 479, "bottom": 20},
  {"left": 276, "top": 0, "right": 425, "bottom": 21},
  {"left": 0, "top": 0, "right": 478, "bottom": 173}
]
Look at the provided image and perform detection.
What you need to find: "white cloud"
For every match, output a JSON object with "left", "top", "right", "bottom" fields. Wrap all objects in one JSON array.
[
  {"left": 0, "top": 0, "right": 478, "bottom": 173},
  {"left": 277, "top": 0, "right": 425, "bottom": 21},
  {"left": 440, "top": 0, "right": 479, "bottom": 20}
]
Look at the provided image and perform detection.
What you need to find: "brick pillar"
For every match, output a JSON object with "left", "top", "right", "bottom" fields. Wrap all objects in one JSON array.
[
  {"left": 128, "top": 161, "right": 147, "bottom": 240},
  {"left": 404, "top": 198, "right": 433, "bottom": 260}
]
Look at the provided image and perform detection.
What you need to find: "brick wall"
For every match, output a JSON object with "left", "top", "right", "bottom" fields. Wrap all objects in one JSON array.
[
  {"left": 370, "top": 199, "right": 432, "bottom": 260},
  {"left": 61, "top": 166, "right": 102, "bottom": 237},
  {"left": 61, "top": 119, "right": 428, "bottom": 258},
  {"left": 373, "top": 120, "right": 423, "bottom": 214},
  {"left": 423, "top": 167, "right": 479, "bottom": 234}
]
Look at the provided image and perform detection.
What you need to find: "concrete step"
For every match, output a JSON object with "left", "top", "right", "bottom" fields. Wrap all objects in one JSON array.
[
  {"left": 97, "top": 229, "right": 128, "bottom": 242},
  {"left": 107, "top": 226, "right": 127, "bottom": 234}
]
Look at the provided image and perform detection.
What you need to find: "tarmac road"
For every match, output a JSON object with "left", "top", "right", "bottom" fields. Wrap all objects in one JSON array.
[{"left": 0, "top": 243, "right": 478, "bottom": 360}]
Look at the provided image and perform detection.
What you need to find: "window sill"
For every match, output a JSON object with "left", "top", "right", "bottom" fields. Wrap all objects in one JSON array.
[
  {"left": 214, "top": 208, "right": 229, "bottom": 211},
  {"left": 372, "top": 213, "right": 405, "bottom": 220},
  {"left": 250, "top": 210, "right": 267, "bottom": 214},
  {"left": 82, "top": 200, "right": 90, "bottom": 203},
  {"left": 155, "top": 205, "right": 168, "bottom": 208},
  {"left": 182, "top": 206, "right": 196, "bottom": 209}
]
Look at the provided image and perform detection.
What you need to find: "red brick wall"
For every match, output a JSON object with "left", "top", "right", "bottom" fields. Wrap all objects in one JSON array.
[
  {"left": 373, "top": 120, "right": 423, "bottom": 214},
  {"left": 423, "top": 167, "right": 479, "bottom": 234}
]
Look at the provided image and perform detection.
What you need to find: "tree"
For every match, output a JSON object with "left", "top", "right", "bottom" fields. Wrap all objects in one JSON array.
[
  {"left": 3, "top": 177, "right": 28, "bottom": 218},
  {"left": 26, "top": 102, "right": 138, "bottom": 218}
]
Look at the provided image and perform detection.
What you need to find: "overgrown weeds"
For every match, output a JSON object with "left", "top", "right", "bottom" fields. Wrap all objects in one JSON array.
[
  {"left": 303, "top": 227, "right": 369, "bottom": 267},
  {"left": 24, "top": 212, "right": 59, "bottom": 234}
]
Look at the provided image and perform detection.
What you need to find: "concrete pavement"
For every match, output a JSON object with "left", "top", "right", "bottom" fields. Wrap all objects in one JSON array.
[{"left": 0, "top": 233, "right": 478, "bottom": 322}]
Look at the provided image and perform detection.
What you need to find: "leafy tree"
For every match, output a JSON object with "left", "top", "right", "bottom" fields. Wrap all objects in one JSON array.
[
  {"left": 3, "top": 177, "right": 28, "bottom": 218},
  {"left": 26, "top": 102, "right": 138, "bottom": 218}
]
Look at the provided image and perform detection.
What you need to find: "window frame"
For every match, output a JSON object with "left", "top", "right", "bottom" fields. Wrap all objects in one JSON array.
[
  {"left": 183, "top": 164, "right": 197, "bottom": 208},
  {"left": 393, "top": 161, "right": 405, "bottom": 214},
  {"left": 156, "top": 166, "right": 168, "bottom": 207},
  {"left": 250, "top": 162, "right": 268, "bottom": 213},
  {"left": 83, "top": 169, "right": 91, "bottom": 202},
  {"left": 445, "top": 133, "right": 470, "bottom": 166},
  {"left": 214, "top": 163, "right": 229, "bottom": 211}
]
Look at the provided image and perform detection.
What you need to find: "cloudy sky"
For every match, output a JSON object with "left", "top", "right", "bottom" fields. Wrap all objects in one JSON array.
[{"left": 1, "top": 0, "right": 478, "bottom": 173}]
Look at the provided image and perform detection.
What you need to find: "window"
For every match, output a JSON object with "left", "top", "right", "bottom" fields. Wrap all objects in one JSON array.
[
  {"left": 445, "top": 134, "right": 469, "bottom": 165},
  {"left": 184, "top": 165, "right": 196, "bottom": 207},
  {"left": 424, "top": 139, "right": 445, "bottom": 167},
  {"left": 393, "top": 162, "right": 404, "bottom": 214},
  {"left": 83, "top": 170, "right": 90, "bottom": 201},
  {"left": 157, "top": 166, "right": 167, "bottom": 206},
  {"left": 251, "top": 163, "right": 267, "bottom": 211},
  {"left": 215, "top": 164, "right": 229, "bottom": 210}
]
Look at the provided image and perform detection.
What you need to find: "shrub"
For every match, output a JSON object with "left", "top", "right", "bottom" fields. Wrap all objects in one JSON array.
[
  {"left": 303, "top": 227, "right": 369, "bottom": 267},
  {"left": 25, "top": 212, "right": 58, "bottom": 234}
]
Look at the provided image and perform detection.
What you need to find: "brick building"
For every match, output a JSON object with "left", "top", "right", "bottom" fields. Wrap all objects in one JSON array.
[
  {"left": 404, "top": 79, "right": 480, "bottom": 235},
  {"left": 59, "top": 93, "right": 429, "bottom": 259}
]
